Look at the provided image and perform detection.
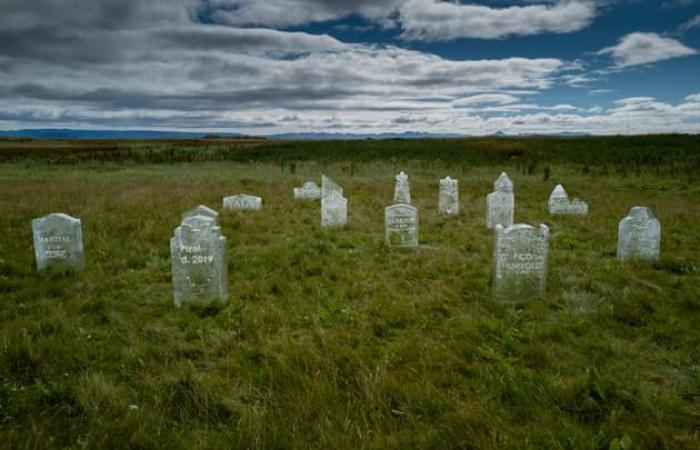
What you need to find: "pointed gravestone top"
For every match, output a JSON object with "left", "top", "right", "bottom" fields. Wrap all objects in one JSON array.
[
  {"left": 629, "top": 206, "right": 654, "bottom": 220},
  {"left": 294, "top": 181, "right": 322, "bottom": 200},
  {"left": 322, "top": 175, "right": 343, "bottom": 198},
  {"left": 494, "top": 172, "right": 513, "bottom": 192},
  {"left": 394, "top": 171, "right": 411, "bottom": 204},
  {"left": 550, "top": 184, "right": 567, "bottom": 199},
  {"left": 182, "top": 205, "right": 219, "bottom": 225}
]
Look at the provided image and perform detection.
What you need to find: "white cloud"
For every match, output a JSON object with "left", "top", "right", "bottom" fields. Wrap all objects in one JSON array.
[
  {"left": 597, "top": 32, "right": 697, "bottom": 68},
  {"left": 681, "top": 13, "right": 700, "bottom": 30},
  {"left": 451, "top": 93, "right": 520, "bottom": 107},
  {"left": 399, "top": 0, "right": 596, "bottom": 41}
]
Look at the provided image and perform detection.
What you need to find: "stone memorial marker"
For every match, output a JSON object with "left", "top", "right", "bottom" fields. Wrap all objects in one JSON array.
[
  {"left": 548, "top": 184, "right": 588, "bottom": 215},
  {"left": 171, "top": 213, "right": 228, "bottom": 307},
  {"left": 32, "top": 213, "right": 85, "bottom": 271},
  {"left": 321, "top": 175, "right": 347, "bottom": 227},
  {"left": 223, "top": 194, "right": 262, "bottom": 211},
  {"left": 294, "top": 181, "right": 321, "bottom": 200},
  {"left": 492, "top": 224, "right": 549, "bottom": 300},
  {"left": 617, "top": 207, "right": 661, "bottom": 262},
  {"left": 183, "top": 205, "right": 219, "bottom": 225},
  {"left": 439, "top": 176, "right": 459, "bottom": 216},
  {"left": 393, "top": 171, "right": 411, "bottom": 204},
  {"left": 486, "top": 172, "right": 514, "bottom": 229},
  {"left": 385, "top": 204, "right": 419, "bottom": 248}
]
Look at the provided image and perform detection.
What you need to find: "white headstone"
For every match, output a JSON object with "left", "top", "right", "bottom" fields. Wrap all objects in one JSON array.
[
  {"left": 223, "top": 194, "right": 262, "bottom": 211},
  {"left": 294, "top": 181, "right": 321, "bottom": 200},
  {"left": 385, "top": 204, "right": 419, "bottom": 248},
  {"left": 393, "top": 171, "right": 411, "bottom": 204},
  {"left": 321, "top": 189, "right": 348, "bottom": 228},
  {"left": 32, "top": 213, "right": 85, "bottom": 271},
  {"left": 183, "top": 205, "right": 219, "bottom": 225},
  {"left": 548, "top": 184, "right": 588, "bottom": 215},
  {"left": 439, "top": 176, "right": 459, "bottom": 216},
  {"left": 486, "top": 172, "right": 514, "bottom": 229},
  {"left": 170, "top": 213, "right": 228, "bottom": 307},
  {"left": 322, "top": 175, "right": 343, "bottom": 198},
  {"left": 493, "top": 224, "right": 549, "bottom": 300},
  {"left": 617, "top": 207, "right": 661, "bottom": 262}
]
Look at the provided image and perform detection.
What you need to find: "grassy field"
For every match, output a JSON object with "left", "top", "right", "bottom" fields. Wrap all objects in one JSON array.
[{"left": 0, "top": 137, "right": 699, "bottom": 449}]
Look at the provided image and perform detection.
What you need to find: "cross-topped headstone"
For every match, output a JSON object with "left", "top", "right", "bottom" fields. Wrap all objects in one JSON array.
[
  {"left": 385, "top": 204, "right": 419, "bottom": 247},
  {"left": 617, "top": 207, "right": 661, "bottom": 262},
  {"left": 171, "top": 213, "right": 228, "bottom": 307},
  {"left": 393, "top": 171, "right": 411, "bottom": 204},
  {"left": 548, "top": 184, "right": 588, "bottom": 215},
  {"left": 321, "top": 175, "right": 347, "bottom": 227},
  {"left": 294, "top": 181, "right": 321, "bottom": 200},
  {"left": 486, "top": 172, "right": 514, "bottom": 228},
  {"left": 223, "top": 194, "right": 262, "bottom": 211},
  {"left": 439, "top": 176, "right": 459, "bottom": 216},
  {"left": 492, "top": 223, "right": 549, "bottom": 300},
  {"left": 32, "top": 213, "right": 85, "bottom": 271}
]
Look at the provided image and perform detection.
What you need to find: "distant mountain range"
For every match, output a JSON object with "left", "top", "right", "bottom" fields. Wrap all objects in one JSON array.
[{"left": 0, "top": 128, "right": 593, "bottom": 140}]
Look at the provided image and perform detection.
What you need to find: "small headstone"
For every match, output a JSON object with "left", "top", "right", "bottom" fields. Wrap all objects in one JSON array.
[
  {"left": 183, "top": 205, "right": 219, "bottom": 225},
  {"left": 486, "top": 172, "right": 514, "bottom": 229},
  {"left": 170, "top": 213, "right": 228, "bottom": 307},
  {"left": 548, "top": 184, "right": 588, "bottom": 215},
  {"left": 321, "top": 189, "right": 348, "bottom": 228},
  {"left": 492, "top": 224, "right": 549, "bottom": 299},
  {"left": 223, "top": 194, "right": 262, "bottom": 211},
  {"left": 294, "top": 181, "right": 321, "bottom": 200},
  {"left": 617, "top": 207, "right": 661, "bottom": 262},
  {"left": 321, "top": 175, "right": 347, "bottom": 227},
  {"left": 439, "top": 176, "right": 459, "bottom": 216},
  {"left": 32, "top": 213, "right": 85, "bottom": 271},
  {"left": 385, "top": 204, "right": 419, "bottom": 247},
  {"left": 393, "top": 171, "right": 411, "bottom": 204}
]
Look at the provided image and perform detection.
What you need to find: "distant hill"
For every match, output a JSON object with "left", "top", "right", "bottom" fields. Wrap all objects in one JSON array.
[
  {"left": 0, "top": 129, "right": 248, "bottom": 140},
  {"left": 268, "top": 131, "right": 465, "bottom": 140}
]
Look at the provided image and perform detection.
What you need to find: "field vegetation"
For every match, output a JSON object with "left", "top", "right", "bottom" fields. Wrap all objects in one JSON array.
[{"left": 0, "top": 136, "right": 698, "bottom": 449}]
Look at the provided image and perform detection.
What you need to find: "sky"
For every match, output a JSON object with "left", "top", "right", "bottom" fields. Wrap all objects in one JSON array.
[{"left": 1, "top": 0, "right": 699, "bottom": 136}]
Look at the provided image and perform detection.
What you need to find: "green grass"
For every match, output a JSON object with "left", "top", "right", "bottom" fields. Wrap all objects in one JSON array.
[{"left": 0, "top": 142, "right": 699, "bottom": 449}]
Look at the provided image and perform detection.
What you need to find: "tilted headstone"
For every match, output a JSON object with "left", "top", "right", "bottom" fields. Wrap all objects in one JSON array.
[
  {"left": 492, "top": 224, "right": 549, "bottom": 299},
  {"left": 393, "top": 171, "right": 411, "bottom": 204},
  {"left": 439, "top": 176, "right": 459, "bottom": 216},
  {"left": 32, "top": 213, "right": 85, "bottom": 271},
  {"left": 223, "top": 194, "right": 262, "bottom": 211},
  {"left": 617, "top": 207, "right": 661, "bottom": 262},
  {"left": 486, "top": 172, "right": 514, "bottom": 229},
  {"left": 294, "top": 181, "right": 321, "bottom": 200},
  {"left": 182, "top": 205, "right": 219, "bottom": 225},
  {"left": 548, "top": 184, "right": 588, "bottom": 215},
  {"left": 321, "top": 175, "right": 347, "bottom": 227},
  {"left": 385, "top": 204, "right": 419, "bottom": 248},
  {"left": 170, "top": 213, "right": 228, "bottom": 307}
]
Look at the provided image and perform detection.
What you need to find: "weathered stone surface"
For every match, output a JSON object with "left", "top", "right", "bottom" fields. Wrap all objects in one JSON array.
[
  {"left": 439, "top": 176, "right": 459, "bottom": 216},
  {"left": 385, "top": 204, "right": 419, "bottom": 247},
  {"left": 486, "top": 172, "right": 514, "bottom": 228},
  {"left": 322, "top": 175, "right": 343, "bottom": 198},
  {"left": 32, "top": 213, "right": 85, "bottom": 271},
  {"left": 321, "top": 189, "right": 348, "bottom": 228},
  {"left": 393, "top": 171, "right": 411, "bottom": 204},
  {"left": 618, "top": 207, "right": 661, "bottom": 262},
  {"left": 548, "top": 184, "right": 588, "bottom": 215},
  {"left": 182, "top": 205, "right": 219, "bottom": 225},
  {"left": 171, "top": 213, "right": 228, "bottom": 307},
  {"left": 223, "top": 194, "right": 262, "bottom": 211},
  {"left": 492, "top": 223, "right": 549, "bottom": 299},
  {"left": 294, "top": 181, "right": 321, "bottom": 200}
]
